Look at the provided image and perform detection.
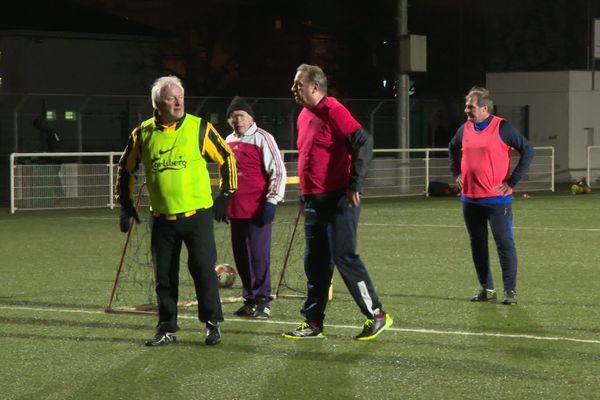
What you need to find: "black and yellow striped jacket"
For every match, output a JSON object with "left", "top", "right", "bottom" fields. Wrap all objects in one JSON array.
[{"left": 116, "top": 113, "right": 237, "bottom": 214}]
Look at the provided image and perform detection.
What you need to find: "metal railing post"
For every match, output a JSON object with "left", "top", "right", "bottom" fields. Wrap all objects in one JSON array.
[
  {"left": 424, "top": 149, "right": 430, "bottom": 197},
  {"left": 10, "top": 153, "right": 16, "bottom": 213},
  {"left": 109, "top": 153, "right": 115, "bottom": 209},
  {"left": 551, "top": 147, "right": 555, "bottom": 192}
]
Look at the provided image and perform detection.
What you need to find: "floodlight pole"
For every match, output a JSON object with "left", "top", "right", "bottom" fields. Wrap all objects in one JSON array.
[
  {"left": 396, "top": 0, "right": 410, "bottom": 193},
  {"left": 396, "top": 0, "right": 409, "bottom": 150},
  {"left": 592, "top": 18, "right": 599, "bottom": 91}
]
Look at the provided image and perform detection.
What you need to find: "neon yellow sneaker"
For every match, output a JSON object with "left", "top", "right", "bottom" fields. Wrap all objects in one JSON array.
[
  {"left": 282, "top": 322, "right": 326, "bottom": 339},
  {"left": 355, "top": 313, "right": 393, "bottom": 341}
]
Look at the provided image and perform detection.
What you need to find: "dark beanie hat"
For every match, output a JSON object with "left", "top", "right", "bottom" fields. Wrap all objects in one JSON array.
[{"left": 226, "top": 96, "right": 255, "bottom": 119}]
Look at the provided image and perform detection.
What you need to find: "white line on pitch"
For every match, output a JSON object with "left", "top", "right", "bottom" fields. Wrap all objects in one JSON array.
[
  {"left": 59, "top": 219, "right": 600, "bottom": 233},
  {"left": 362, "top": 223, "right": 600, "bottom": 232},
  {"left": 2, "top": 305, "right": 600, "bottom": 345}
]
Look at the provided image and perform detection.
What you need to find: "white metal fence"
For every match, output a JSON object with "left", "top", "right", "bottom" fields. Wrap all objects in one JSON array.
[{"left": 9, "top": 147, "right": 555, "bottom": 213}]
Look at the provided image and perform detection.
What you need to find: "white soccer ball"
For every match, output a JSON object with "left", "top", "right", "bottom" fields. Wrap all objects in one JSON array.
[{"left": 215, "top": 263, "right": 237, "bottom": 288}]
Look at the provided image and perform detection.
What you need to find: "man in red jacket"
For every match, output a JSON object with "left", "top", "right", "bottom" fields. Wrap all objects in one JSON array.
[{"left": 282, "top": 64, "right": 393, "bottom": 341}]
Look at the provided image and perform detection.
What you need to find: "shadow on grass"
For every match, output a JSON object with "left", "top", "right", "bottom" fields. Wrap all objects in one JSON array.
[
  {"left": 0, "top": 331, "right": 142, "bottom": 345},
  {"left": 377, "top": 291, "right": 600, "bottom": 308},
  {"left": 0, "top": 297, "right": 106, "bottom": 311},
  {"left": 0, "top": 328, "right": 351, "bottom": 355},
  {"left": 0, "top": 315, "right": 148, "bottom": 331}
]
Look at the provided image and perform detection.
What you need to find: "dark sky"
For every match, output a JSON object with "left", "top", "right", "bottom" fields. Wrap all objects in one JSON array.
[
  {"left": 410, "top": 0, "right": 596, "bottom": 94},
  {"left": 71, "top": 0, "right": 600, "bottom": 99}
]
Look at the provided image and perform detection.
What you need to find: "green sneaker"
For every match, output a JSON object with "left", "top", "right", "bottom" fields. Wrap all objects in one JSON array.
[
  {"left": 355, "top": 313, "right": 393, "bottom": 341},
  {"left": 470, "top": 288, "right": 497, "bottom": 302},
  {"left": 282, "top": 322, "right": 326, "bottom": 339},
  {"left": 502, "top": 290, "right": 518, "bottom": 305}
]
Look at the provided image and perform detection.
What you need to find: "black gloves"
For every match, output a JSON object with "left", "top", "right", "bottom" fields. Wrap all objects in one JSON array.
[
  {"left": 119, "top": 201, "right": 140, "bottom": 233},
  {"left": 259, "top": 202, "right": 277, "bottom": 226},
  {"left": 213, "top": 191, "right": 231, "bottom": 223}
]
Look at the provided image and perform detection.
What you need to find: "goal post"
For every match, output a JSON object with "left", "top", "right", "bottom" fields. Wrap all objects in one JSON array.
[
  {"left": 106, "top": 176, "right": 308, "bottom": 314},
  {"left": 106, "top": 183, "right": 146, "bottom": 312},
  {"left": 587, "top": 145, "right": 600, "bottom": 188}
]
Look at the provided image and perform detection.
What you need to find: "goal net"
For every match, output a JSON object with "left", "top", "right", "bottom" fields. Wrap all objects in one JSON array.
[{"left": 106, "top": 182, "right": 307, "bottom": 314}]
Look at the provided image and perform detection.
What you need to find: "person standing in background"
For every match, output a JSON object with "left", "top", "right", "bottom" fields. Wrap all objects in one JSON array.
[
  {"left": 224, "top": 96, "right": 287, "bottom": 319},
  {"left": 448, "top": 86, "right": 534, "bottom": 305}
]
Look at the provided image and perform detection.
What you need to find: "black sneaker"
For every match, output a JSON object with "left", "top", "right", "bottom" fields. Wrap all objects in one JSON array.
[
  {"left": 253, "top": 304, "right": 271, "bottom": 319},
  {"left": 205, "top": 321, "right": 221, "bottom": 346},
  {"left": 144, "top": 331, "right": 176, "bottom": 347},
  {"left": 282, "top": 322, "right": 326, "bottom": 339},
  {"left": 502, "top": 290, "right": 518, "bottom": 305},
  {"left": 355, "top": 312, "right": 393, "bottom": 341},
  {"left": 470, "top": 288, "right": 497, "bottom": 302},
  {"left": 233, "top": 303, "right": 257, "bottom": 317}
]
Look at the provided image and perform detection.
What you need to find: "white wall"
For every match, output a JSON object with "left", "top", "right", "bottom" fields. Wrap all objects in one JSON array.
[
  {"left": 487, "top": 71, "right": 600, "bottom": 181},
  {"left": 569, "top": 90, "right": 600, "bottom": 176}
]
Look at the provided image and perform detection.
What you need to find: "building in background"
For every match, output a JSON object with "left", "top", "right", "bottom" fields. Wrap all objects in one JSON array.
[
  {"left": 0, "top": 0, "right": 178, "bottom": 201},
  {"left": 489, "top": 70, "right": 600, "bottom": 181}
]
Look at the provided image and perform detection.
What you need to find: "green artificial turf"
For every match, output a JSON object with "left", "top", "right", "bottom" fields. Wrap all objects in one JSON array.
[{"left": 1, "top": 192, "right": 599, "bottom": 399}]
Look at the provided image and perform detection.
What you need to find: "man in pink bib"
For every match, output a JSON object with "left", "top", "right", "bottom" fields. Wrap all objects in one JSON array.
[{"left": 448, "top": 86, "right": 534, "bottom": 305}]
